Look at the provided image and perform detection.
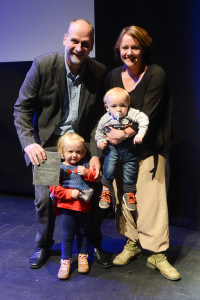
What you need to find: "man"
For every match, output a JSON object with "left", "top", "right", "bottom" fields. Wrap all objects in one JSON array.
[{"left": 14, "top": 19, "right": 112, "bottom": 269}]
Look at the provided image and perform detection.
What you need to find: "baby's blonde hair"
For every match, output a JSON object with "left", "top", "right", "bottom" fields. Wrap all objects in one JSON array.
[
  {"left": 57, "top": 132, "right": 86, "bottom": 158},
  {"left": 103, "top": 87, "right": 130, "bottom": 104}
]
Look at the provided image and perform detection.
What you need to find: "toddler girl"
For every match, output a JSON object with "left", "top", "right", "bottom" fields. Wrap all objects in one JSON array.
[{"left": 50, "top": 132, "right": 96, "bottom": 280}]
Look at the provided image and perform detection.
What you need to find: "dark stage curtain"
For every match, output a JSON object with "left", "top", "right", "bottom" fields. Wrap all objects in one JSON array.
[
  {"left": 94, "top": 0, "right": 200, "bottom": 231},
  {"left": 0, "top": 62, "right": 34, "bottom": 196}
]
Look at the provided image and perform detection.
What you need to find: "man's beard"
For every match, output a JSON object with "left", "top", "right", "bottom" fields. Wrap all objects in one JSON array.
[{"left": 66, "top": 51, "right": 84, "bottom": 65}]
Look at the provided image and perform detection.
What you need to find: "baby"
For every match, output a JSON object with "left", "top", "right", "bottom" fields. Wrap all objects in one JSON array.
[{"left": 95, "top": 87, "right": 149, "bottom": 211}]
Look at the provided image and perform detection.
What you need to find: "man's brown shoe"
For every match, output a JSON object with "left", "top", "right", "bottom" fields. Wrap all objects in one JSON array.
[{"left": 147, "top": 253, "right": 181, "bottom": 281}]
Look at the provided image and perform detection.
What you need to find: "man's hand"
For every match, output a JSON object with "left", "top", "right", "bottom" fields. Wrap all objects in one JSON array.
[
  {"left": 89, "top": 156, "right": 101, "bottom": 180},
  {"left": 24, "top": 143, "right": 47, "bottom": 165}
]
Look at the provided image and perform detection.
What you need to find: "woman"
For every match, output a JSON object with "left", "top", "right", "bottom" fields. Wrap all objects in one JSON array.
[{"left": 105, "top": 25, "right": 181, "bottom": 281}]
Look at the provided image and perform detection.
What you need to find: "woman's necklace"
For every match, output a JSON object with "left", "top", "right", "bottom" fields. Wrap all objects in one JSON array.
[
  {"left": 122, "top": 65, "right": 147, "bottom": 91},
  {"left": 127, "top": 65, "right": 147, "bottom": 81}
]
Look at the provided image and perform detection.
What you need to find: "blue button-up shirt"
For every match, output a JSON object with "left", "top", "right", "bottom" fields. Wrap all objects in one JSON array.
[{"left": 54, "top": 55, "right": 85, "bottom": 135}]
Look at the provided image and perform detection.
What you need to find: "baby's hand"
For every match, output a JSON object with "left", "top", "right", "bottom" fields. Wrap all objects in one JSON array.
[
  {"left": 133, "top": 133, "right": 145, "bottom": 144},
  {"left": 99, "top": 141, "right": 108, "bottom": 149},
  {"left": 71, "top": 189, "right": 80, "bottom": 199},
  {"left": 77, "top": 166, "right": 88, "bottom": 176}
]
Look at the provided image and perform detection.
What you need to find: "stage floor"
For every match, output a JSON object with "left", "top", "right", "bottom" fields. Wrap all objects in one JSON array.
[{"left": 0, "top": 194, "right": 200, "bottom": 300}]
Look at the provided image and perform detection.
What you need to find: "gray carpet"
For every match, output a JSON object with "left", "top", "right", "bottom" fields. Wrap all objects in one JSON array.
[{"left": 0, "top": 194, "right": 200, "bottom": 300}]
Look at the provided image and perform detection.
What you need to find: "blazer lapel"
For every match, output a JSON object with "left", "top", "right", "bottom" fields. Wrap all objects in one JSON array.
[
  {"left": 53, "top": 50, "right": 66, "bottom": 107},
  {"left": 78, "top": 59, "right": 92, "bottom": 119}
]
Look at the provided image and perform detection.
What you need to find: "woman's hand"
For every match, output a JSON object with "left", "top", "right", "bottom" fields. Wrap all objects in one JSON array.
[
  {"left": 106, "top": 127, "right": 125, "bottom": 145},
  {"left": 106, "top": 126, "right": 137, "bottom": 145}
]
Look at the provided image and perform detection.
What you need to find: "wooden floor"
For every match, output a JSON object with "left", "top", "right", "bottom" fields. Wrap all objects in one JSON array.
[{"left": 0, "top": 194, "right": 200, "bottom": 300}]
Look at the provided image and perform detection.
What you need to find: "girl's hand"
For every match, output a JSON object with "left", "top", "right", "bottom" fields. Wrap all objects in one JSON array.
[
  {"left": 77, "top": 166, "right": 88, "bottom": 176},
  {"left": 71, "top": 189, "right": 80, "bottom": 199}
]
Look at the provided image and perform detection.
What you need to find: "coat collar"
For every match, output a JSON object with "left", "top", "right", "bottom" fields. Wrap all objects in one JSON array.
[
  {"left": 53, "top": 50, "right": 66, "bottom": 107},
  {"left": 53, "top": 50, "right": 93, "bottom": 121}
]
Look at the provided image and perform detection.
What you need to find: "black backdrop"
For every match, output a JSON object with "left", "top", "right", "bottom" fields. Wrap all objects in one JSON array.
[
  {"left": 94, "top": 0, "right": 200, "bottom": 230},
  {"left": 0, "top": 0, "right": 200, "bottom": 230},
  {"left": 0, "top": 62, "right": 33, "bottom": 195}
]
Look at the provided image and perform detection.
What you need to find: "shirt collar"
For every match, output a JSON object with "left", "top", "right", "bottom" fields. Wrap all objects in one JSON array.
[{"left": 64, "top": 53, "right": 86, "bottom": 79}]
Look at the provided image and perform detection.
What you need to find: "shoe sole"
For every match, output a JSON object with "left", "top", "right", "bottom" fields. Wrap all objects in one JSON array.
[
  {"left": 147, "top": 261, "right": 181, "bottom": 281},
  {"left": 58, "top": 275, "right": 70, "bottom": 280},
  {"left": 122, "top": 196, "right": 136, "bottom": 211},
  {"left": 29, "top": 264, "right": 43, "bottom": 269},
  {"left": 94, "top": 260, "right": 114, "bottom": 268},
  {"left": 113, "top": 252, "right": 143, "bottom": 266},
  {"left": 29, "top": 254, "right": 49, "bottom": 269},
  {"left": 99, "top": 202, "right": 110, "bottom": 209},
  {"left": 78, "top": 269, "right": 90, "bottom": 274}
]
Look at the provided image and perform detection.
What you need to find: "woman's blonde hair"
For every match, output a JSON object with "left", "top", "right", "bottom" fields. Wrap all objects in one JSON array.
[
  {"left": 114, "top": 25, "right": 153, "bottom": 63},
  {"left": 57, "top": 132, "right": 86, "bottom": 158}
]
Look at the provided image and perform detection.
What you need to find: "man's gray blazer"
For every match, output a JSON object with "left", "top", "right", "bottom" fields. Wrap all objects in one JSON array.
[{"left": 14, "top": 50, "right": 106, "bottom": 165}]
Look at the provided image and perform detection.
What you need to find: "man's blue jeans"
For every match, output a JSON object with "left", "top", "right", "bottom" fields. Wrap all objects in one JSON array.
[{"left": 101, "top": 138, "right": 138, "bottom": 193}]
